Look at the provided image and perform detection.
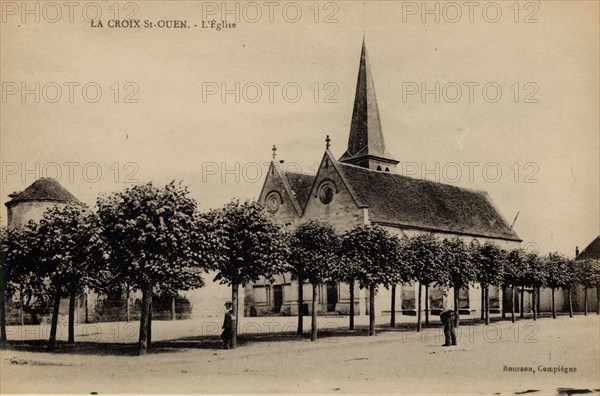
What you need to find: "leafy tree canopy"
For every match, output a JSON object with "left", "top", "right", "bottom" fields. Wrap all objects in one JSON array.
[
  {"left": 210, "top": 199, "right": 288, "bottom": 286},
  {"left": 289, "top": 220, "right": 339, "bottom": 285},
  {"left": 340, "top": 225, "right": 407, "bottom": 289}
]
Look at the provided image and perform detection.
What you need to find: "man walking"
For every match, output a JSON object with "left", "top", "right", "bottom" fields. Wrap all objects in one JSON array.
[
  {"left": 440, "top": 290, "right": 457, "bottom": 347},
  {"left": 221, "top": 301, "right": 234, "bottom": 349}
]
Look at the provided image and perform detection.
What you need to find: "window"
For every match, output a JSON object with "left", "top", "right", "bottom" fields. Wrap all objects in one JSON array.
[
  {"left": 458, "top": 287, "right": 470, "bottom": 309},
  {"left": 318, "top": 182, "right": 335, "bottom": 204},
  {"left": 265, "top": 192, "right": 281, "bottom": 214},
  {"left": 401, "top": 284, "right": 416, "bottom": 310}
]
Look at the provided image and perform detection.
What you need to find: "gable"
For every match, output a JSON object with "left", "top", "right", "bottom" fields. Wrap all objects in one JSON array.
[
  {"left": 577, "top": 236, "right": 600, "bottom": 260},
  {"left": 257, "top": 163, "right": 303, "bottom": 225},
  {"left": 301, "top": 151, "right": 367, "bottom": 231}
]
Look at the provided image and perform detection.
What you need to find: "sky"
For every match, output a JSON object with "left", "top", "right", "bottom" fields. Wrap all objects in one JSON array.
[{"left": 1, "top": 0, "right": 599, "bottom": 256}]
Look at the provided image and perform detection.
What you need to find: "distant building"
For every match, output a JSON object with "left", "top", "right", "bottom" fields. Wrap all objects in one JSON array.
[
  {"left": 5, "top": 177, "right": 79, "bottom": 229},
  {"left": 576, "top": 236, "right": 600, "bottom": 261},
  {"left": 571, "top": 236, "right": 600, "bottom": 312},
  {"left": 246, "top": 40, "right": 521, "bottom": 318}
]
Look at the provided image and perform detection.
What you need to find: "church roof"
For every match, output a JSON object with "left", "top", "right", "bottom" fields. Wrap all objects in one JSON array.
[
  {"left": 339, "top": 39, "right": 397, "bottom": 165},
  {"left": 5, "top": 178, "right": 79, "bottom": 207},
  {"left": 576, "top": 236, "right": 600, "bottom": 260},
  {"left": 285, "top": 172, "right": 313, "bottom": 210},
  {"left": 337, "top": 163, "right": 521, "bottom": 241}
]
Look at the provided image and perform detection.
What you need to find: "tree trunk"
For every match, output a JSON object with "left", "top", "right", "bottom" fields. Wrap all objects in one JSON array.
[
  {"left": 453, "top": 285, "right": 460, "bottom": 328},
  {"left": 126, "top": 286, "right": 131, "bottom": 322},
  {"left": 390, "top": 284, "right": 396, "bottom": 328},
  {"left": 0, "top": 256, "right": 7, "bottom": 348},
  {"left": 137, "top": 283, "right": 152, "bottom": 355},
  {"left": 20, "top": 285, "right": 24, "bottom": 326},
  {"left": 568, "top": 287, "right": 573, "bottom": 318},
  {"left": 501, "top": 286, "right": 506, "bottom": 319},
  {"left": 551, "top": 288, "right": 556, "bottom": 319},
  {"left": 84, "top": 290, "right": 89, "bottom": 324},
  {"left": 311, "top": 283, "right": 318, "bottom": 341},
  {"left": 537, "top": 286, "right": 542, "bottom": 317},
  {"left": 148, "top": 303, "right": 152, "bottom": 348},
  {"left": 484, "top": 285, "right": 490, "bottom": 325},
  {"left": 480, "top": 286, "right": 485, "bottom": 320},
  {"left": 511, "top": 286, "right": 516, "bottom": 323},
  {"left": 417, "top": 282, "right": 422, "bottom": 332},
  {"left": 297, "top": 276, "right": 303, "bottom": 335},
  {"left": 519, "top": 285, "right": 524, "bottom": 318},
  {"left": 48, "top": 291, "right": 61, "bottom": 350},
  {"left": 171, "top": 296, "right": 176, "bottom": 321},
  {"left": 231, "top": 283, "right": 239, "bottom": 348},
  {"left": 424, "top": 284, "right": 429, "bottom": 326},
  {"left": 584, "top": 287, "right": 588, "bottom": 315},
  {"left": 531, "top": 286, "right": 538, "bottom": 320},
  {"left": 349, "top": 279, "right": 355, "bottom": 330},
  {"left": 369, "top": 285, "right": 376, "bottom": 336},
  {"left": 68, "top": 288, "right": 76, "bottom": 344}
]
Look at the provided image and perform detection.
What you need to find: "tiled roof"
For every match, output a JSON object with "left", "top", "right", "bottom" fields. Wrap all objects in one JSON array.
[
  {"left": 338, "top": 163, "right": 521, "bottom": 241},
  {"left": 285, "top": 172, "right": 314, "bottom": 210},
  {"left": 577, "top": 236, "right": 600, "bottom": 260},
  {"left": 5, "top": 178, "right": 79, "bottom": 206}
]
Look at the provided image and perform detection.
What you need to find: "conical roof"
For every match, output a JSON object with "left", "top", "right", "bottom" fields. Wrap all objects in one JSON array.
[
  {"left": 5, "top": 178, "right": 79, "bottom": 207},
  {"left": 339, "top": 39, "right": 397, "bottom": 164}
]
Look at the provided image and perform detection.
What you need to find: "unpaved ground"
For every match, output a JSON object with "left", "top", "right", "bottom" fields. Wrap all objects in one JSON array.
[{"left": 1, "top": 315, "right": 598, "bottom": 394}]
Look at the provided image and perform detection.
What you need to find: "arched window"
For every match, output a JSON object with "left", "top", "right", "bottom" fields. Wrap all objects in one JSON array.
[
  {"left": 376, "top": 165, "right": 382, "bottom": 171},
  {"left": 385, "top": 167, "right": 390, "bottom": 172}
]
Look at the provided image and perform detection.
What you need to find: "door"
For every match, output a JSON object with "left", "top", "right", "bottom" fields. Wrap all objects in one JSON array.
[
  {"left": 326, "top": 283, "right": 338, "bottom": 312},
  {"left": 273, "top": 285, "right": 283, "bottom": 313}
]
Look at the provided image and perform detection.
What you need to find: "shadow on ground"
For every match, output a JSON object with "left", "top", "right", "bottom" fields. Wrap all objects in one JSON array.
[{"left": 0, "top": 315, "right": 578, "bottom": 357}]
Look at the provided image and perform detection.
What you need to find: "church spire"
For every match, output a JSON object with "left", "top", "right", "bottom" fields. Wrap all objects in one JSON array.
[{"left": 339, "top": 39, "right": 398, "bottom": 172}]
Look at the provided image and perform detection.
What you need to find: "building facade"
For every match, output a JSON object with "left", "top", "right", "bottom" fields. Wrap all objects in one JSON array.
[{"left": 245, "top": 40, "right": 522, "bottom": 318}]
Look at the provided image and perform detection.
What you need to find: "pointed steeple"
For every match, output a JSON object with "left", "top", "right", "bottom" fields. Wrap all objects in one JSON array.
[{"left": 339, "top": 39, "right": 398, "bottom": 172}]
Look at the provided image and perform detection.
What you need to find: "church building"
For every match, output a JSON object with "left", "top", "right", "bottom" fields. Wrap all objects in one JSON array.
[{"left": 245, "top": 40, "right": 522, "bottom": 319}]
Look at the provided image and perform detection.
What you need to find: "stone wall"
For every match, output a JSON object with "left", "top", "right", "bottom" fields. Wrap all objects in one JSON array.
[{"left": 7, "top": 201, "right": 67, "bottom": 229}]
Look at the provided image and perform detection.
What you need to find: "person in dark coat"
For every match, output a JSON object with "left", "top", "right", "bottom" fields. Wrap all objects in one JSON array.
[
  {"left": 440, "top": 290, "right": 457, "bottom": 347},
  {"left": 221, "top": 301, "right": 234, "bottom": 349}
]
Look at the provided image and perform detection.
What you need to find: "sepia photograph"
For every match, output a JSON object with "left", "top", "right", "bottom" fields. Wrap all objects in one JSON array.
[{"left": 0, "top": 1, "right": 599, "bottom": 394}]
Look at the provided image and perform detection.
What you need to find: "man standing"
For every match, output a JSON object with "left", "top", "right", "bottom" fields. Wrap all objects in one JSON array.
[
  {"left": 221, "top": 301, "right": 234, "bottom": 349},
  {"left": 440, "top": 290, "right": 457, "bottom": 347}
]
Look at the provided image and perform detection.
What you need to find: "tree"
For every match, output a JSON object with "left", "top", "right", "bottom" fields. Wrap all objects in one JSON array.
[
  {"left": 544, "top": 252, "right": 569, "bottom": 319},
  {"left": 577, "top": 258, "right": 600, "bottom": 315},
  {"left": 562, "top": 258, "right": 579, "bottom": 318},
  {"left": 342, "top": 226, "right": 409, "bottom": 336},
  {"left": 335, "top": 249, "right": 362, "bottom": 330},
  {"left": 388, "top": 239, "right": 412, "bottom": 328},
  {"left": 2, "top": 222, "right": 50, "bottom": 330},
  {"left": 473, "top": 243, "right": 505, "bottom": 325},
  {"left": 522, "top": 252, "right": 545, "bottom": 320},
  {"left": 405, "top": 234, "right": 447, "bottom": 332},
  {"left": 504, "top": 249, "right": 526, "bottom": 323},
  {"left": 0, "top": 227, "right": 16, "bottom": 348},
  {"left": 289, "top": 220, "right": 339, "bottom": 341},
  {"left": 439, "top": 238, "right": 477, "bottom": 327},
  {"left": 97, "top": 181, "right": 210, "bottom": 355},
  {"left": 210, "top": 199, "right": 288, "bottom": 348},
  {"left": 32, "top": 204, "right": 106, "bottom": 347},
  {"left": 591, "top": 260, "right": 600, "bottom": 315}
]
